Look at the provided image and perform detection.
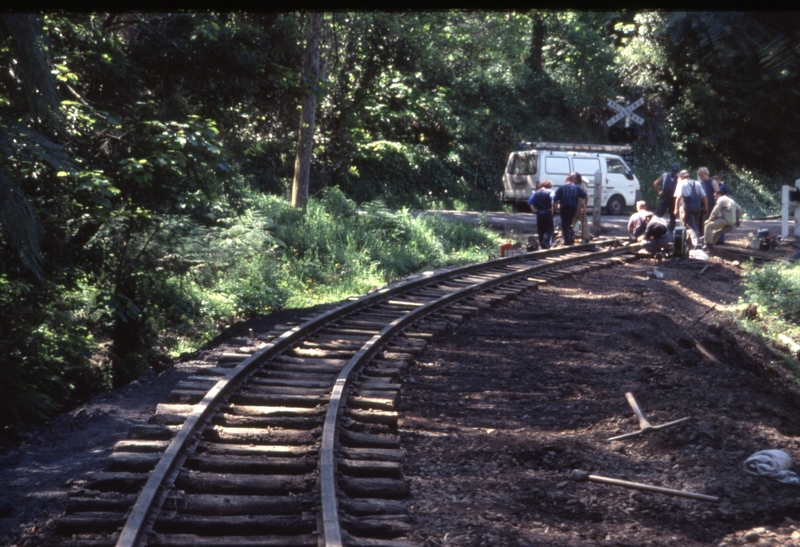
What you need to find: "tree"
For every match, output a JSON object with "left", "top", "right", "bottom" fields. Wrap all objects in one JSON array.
[
  {"left": 526, "top": 11, "right": 546, "bottom": 73},
  {"left": 614, "top": 11, "right": 800, "bottom": 176},
  {"left": 291, "top": 12, "right": 322, "bottom": 211}
]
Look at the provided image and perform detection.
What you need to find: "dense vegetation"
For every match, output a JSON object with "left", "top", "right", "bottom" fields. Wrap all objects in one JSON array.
[{"left": 2, "top": 11, "right": 799, "bottom": 445}]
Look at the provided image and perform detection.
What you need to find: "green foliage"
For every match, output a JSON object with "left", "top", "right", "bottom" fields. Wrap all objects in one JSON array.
[
  {"left": 267, "top": 189, "right": 501, "bottom": 307},
  {"left": 743, "top": 262, "right": 800, "bottom": 324},
  {"left": 0, "top": 274, "right": 104, "bottom": 442},
  {"left": 740, "top": 261, "right": 800, "bottom": 373}
]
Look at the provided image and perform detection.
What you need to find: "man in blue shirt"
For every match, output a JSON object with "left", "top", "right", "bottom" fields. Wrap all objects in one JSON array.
[
  {"left": 552, "top": 174, "right": 588, "bottom": 246},
  {"left": 653, "top": 163, "right": 680, "bottom": 232},
  {"left": 528, "top": 179, "right": 554, "bottom": 249}
]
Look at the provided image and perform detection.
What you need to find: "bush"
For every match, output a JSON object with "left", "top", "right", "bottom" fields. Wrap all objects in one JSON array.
[
  {"left": 743, "top": 261, "right": 800, "bottom": 323},
  {"left": 0, "top": 275, "right": 103, "bottom": 446}
]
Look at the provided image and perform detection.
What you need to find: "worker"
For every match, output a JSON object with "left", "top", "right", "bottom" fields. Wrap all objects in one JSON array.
[
  {"left": 697, "top": 167, "right": 720, "bottom": 225},
  {"left": 673, "top": 169, "right": 708, "bottom": 249},
  {"left": 570, "top": 172, "right": 590, "bottom": 244},
  {"left": 703, "top": 186, "right": 742, "bottom": 250},
  {"left": 627, "top": 200, "right": 649, "bottom": 241},
  {"left": 528, "top": 179, "right": 554, "bottom": 249},
  {"left": 653, "top": 163, "right": 680, "bottom": 232},
  {"left": 641, "top": 211, "right": 672, "bottom": 254},
  {"left": 552, "top": 174, "right": 588, "bottom": 246}
]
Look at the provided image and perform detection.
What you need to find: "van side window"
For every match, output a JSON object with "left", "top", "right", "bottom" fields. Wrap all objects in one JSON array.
[
  {"left": 573, "top": 158, "right": 601, "bottom": 177},
  {"left": 606, "top": 158, "right": 628, "bottom": 175},
  {"left": 545, "top": 156, "right": 570, "bottom": 175}
]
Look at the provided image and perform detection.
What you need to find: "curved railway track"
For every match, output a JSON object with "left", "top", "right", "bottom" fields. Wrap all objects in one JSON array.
[{"left": 51, "top": 240, "right": 641, "bottom": 547}]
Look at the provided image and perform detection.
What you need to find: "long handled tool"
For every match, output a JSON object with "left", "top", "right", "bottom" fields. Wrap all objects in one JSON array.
[
  {"left": 570, "top": 470, "right": 719, "bottom": 502},
  {"left": 606, "top": 392, "right": 690, "bottom": 442}
]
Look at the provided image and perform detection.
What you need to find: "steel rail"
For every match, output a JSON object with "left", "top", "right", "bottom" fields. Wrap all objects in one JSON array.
[
  {"left": 115, "top": 239, "right": 628, "bottom": 547},
  {"left": 319, "top": 242, "right": 637, "bottom": 546}
]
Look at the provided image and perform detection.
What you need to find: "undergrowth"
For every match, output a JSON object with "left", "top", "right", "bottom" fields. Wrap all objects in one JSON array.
[
  {"left": 134, "top": 187, "right": 501, "bottom": 356},
  {"left": 738, "top": 259, "right": 800, "bottom": 380},
  {"left": 1, "top": 188, "right": 502, "bottom": 447}
]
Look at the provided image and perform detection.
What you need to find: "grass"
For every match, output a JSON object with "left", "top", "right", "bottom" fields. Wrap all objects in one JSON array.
[
  {"left": 154, "top": 188, "right": 503, "bottom": 354},
  {"left": 736, "top": 259, "right": 800, "bottom": 381}
]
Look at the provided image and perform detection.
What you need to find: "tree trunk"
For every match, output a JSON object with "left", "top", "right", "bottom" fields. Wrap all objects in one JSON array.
[
  {"left": 1, "top": 14, "right": 63, "bottom": 134},
  {"left": 291, "top": 12, "right": 322, "bottom": 211},
  {"left": 527, "top": 12, "right": 546, "bottom": 73}
]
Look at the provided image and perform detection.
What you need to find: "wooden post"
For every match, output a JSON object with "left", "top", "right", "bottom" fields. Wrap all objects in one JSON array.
[{"left": 593, "top": 169, "right": 602, "bottom": 228}]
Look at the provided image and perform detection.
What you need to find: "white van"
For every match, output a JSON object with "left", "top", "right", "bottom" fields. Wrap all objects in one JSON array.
[{"left": 500, "top": 142, "right": 642, "bottom": 215}]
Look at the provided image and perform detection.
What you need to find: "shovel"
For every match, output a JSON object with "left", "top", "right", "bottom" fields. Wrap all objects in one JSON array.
[{"left": 606, "top": 392, "right": 690, "bottom": 442}]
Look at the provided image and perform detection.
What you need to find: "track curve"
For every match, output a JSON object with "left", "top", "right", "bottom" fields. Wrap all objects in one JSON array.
[{"left": 50, "top": 240, "right": 641, "bottom": 547}]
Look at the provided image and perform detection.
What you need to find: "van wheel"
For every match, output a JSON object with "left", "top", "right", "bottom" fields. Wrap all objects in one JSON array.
[
  {"left": 515, "top": 202, "right": 529, "bottom": 213},
  {"left": 606, "top": 195, "right": 626, "bottom": 216}
]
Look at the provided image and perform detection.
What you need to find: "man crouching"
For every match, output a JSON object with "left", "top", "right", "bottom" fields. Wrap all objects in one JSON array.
[{"left": 641, "top": 211, "right": 672, "bottom": 255}]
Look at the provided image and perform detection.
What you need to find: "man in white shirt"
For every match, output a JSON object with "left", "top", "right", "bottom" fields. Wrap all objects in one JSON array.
[
  {"left": 673, "top": 169, "right": 708, "bottom": 249},
  {"left": 627, "top": 200, "right": 649, "bottom": 241}
]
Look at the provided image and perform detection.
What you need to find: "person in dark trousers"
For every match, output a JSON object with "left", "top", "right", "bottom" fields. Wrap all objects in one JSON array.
[
  {"left": 528, "top": 179, "right": 554, "bottom": 249},
  {"left": 697, "top": 167, "right": 719, "bottom": 217},
  {"left": 570, "top": 172, "right": 590, "bottom": 244},
  {"left": 641, "top": 211, "right": 672, "bottom": 254},
  {"left": 653, "top": 163, "right": 680, "bottom": 232},
  {"left": 552, "top": 174, "right": 587, "bottom": 246},
  {"left": 673, "top": 169, "right": 708, "bottom": 249}
]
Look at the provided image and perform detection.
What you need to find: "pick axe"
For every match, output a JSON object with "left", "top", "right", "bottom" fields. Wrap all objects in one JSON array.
[{"left": 606, "top": 392, "right": 690, "bottom": 442}]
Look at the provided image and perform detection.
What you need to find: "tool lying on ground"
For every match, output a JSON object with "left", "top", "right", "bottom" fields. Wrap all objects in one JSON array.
[
  {"left": 606, "top": 392, "right": 691, "bottom": 442},
  {"left": 570, "top": 469, "right": 720, "bottom": 502}
]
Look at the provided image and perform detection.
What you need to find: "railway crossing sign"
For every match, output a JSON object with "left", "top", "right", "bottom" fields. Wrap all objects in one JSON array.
[
  {"left": 606, "top": 97, "right": 645, "bottom": 127},
  {"left": 607, "top": 96, "right": 645, "bottom": 143}
]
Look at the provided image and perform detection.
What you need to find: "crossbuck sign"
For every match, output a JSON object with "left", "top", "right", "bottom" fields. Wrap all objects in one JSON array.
[{"left": 606, "top": 97, "right": 644, "bottom": 127}]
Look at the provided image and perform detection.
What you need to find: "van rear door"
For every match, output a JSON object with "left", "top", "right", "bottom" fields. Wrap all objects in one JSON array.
[{"left": 504, "top": 152, "right": 538, "bottom": 202}]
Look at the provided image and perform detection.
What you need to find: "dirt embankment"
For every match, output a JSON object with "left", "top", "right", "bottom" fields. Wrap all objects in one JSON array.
[{"left": 400, "top": 257, "right": 800, "bottom": 546}]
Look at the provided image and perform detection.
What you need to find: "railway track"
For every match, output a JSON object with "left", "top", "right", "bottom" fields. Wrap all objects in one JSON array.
[{"left": 51, "top": 240, "right": 640, "bottom": 547}]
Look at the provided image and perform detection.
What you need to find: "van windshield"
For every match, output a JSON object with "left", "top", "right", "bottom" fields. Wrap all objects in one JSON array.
[{"left": 606, "top": 157, "right": 629, "bottom": 175}]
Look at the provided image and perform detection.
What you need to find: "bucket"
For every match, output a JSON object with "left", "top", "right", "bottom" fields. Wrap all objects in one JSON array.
[{"left": 499, "top": 242, "right": 514, "bottom": 257}]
